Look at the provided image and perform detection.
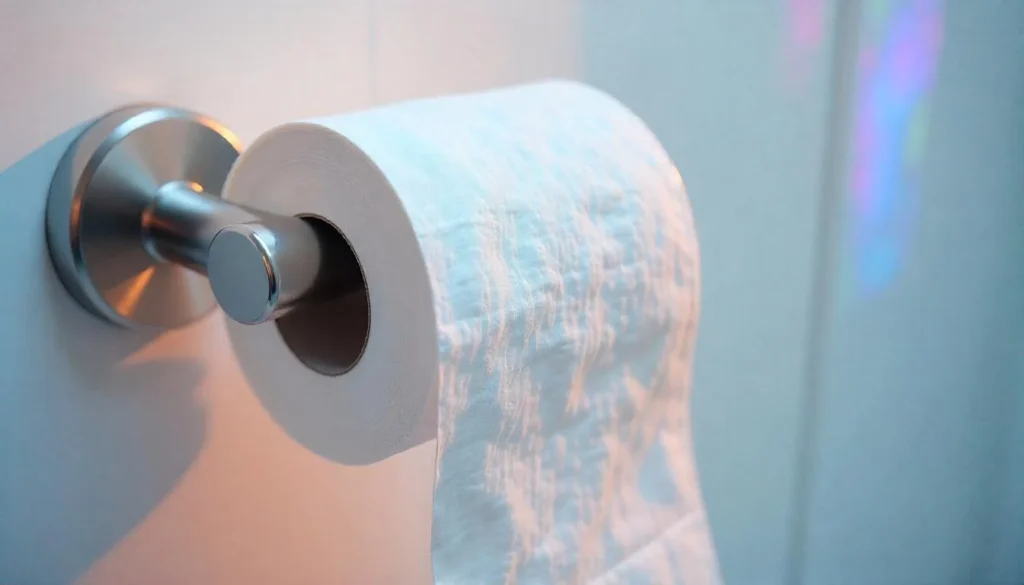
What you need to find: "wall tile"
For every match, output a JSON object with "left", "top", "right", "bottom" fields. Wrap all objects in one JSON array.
[{"left": 369, "top": 0, "right": 580, "bottom": 103}]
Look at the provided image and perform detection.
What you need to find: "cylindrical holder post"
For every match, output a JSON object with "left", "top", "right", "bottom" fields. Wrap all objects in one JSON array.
[
  {"left": 45, "top": 104, "right": 351, "bottom": 330},
  {"left": 141, "top": 180, "right": 260, "bottom": 273}
]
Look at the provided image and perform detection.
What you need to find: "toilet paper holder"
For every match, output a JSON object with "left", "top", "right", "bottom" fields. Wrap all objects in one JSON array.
[{"left": 46, "top": 105, "right": 354, "bottom": 330}]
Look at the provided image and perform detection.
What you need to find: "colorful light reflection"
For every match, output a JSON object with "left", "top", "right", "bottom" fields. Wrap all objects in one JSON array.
[
  {"left": 848, "top": 0, "right": 944, "bottom": 296},
  {"left": 785, "top": 0, "right": 825, "bottom": 89}
]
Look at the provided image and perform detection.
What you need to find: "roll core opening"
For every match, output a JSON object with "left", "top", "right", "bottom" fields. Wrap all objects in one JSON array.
[{"left": 274, "top": 215, "right": 371, "bottom": 376}]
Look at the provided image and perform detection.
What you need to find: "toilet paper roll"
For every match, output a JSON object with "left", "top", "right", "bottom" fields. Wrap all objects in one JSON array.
[{"left": 223, "top": 81, "right": 720, "bottom": 584}]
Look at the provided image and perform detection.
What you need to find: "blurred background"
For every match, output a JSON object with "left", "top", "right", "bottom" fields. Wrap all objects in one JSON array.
[
  {"left": 603, "top": 2, "right": 1024, "bottom": 584},
  {"left": 604, "top": 3, "right": 1024, "bottom": 584},
  {"left": 2, "top": 0, "right": 1022, "bottom": 583}
]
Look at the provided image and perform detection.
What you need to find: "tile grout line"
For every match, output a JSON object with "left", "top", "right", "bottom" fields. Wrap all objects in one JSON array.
[
  {"left": 784, "top": 1, "right": 865, "bottom": 584},
  {"left": 366, "top": 0, "right": 379, "bottom": 104}
]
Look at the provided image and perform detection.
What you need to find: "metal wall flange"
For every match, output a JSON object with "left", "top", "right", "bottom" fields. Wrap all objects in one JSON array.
[{"left": 46, "top": 105, "right": 349, "bottom": 330}]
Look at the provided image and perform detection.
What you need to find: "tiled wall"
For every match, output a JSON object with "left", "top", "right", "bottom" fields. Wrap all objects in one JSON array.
[{"left": 2, "top": 1, "right": 1022, "bottom": 584}]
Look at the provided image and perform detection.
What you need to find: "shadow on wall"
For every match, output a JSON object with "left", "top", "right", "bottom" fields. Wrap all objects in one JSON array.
[{"left": 0, "top": 126, "right": 207, "bottom": 584}]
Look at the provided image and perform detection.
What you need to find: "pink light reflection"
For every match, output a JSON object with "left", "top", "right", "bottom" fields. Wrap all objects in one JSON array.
[{"left": 785, "top": 0, "right": 826, "bottom": 90}]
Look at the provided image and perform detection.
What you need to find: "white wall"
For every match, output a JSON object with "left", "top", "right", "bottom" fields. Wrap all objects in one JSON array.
[{"left": 2, "top": 0, "right": 1022, "bottom": 584}]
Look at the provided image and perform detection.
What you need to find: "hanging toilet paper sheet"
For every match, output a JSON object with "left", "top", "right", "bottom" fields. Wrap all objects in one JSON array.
[{"left": 222, "top": 80, "right": 720, "bottom": 584}]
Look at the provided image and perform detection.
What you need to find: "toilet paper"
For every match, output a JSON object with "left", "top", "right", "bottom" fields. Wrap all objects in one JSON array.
[{"left": 222, "top": 80, "right": 720, "bottom": 584}]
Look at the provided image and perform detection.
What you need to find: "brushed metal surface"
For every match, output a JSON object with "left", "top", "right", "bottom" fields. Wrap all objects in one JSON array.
[
  {"left": 46, "top": 106, "right": 243, "bottom": 329},
  {"left": 45, "top": 105, "right": 352, "bottom": 329}
]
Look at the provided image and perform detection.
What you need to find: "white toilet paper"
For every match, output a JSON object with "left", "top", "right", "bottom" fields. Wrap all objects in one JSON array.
[{"left": 222, "top": 80, "right": 720, "bottom": 584}]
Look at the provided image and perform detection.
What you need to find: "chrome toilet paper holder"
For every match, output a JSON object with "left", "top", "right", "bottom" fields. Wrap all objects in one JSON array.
[{"left": 46, "top": 105, "right": 353, "bottom": 330}]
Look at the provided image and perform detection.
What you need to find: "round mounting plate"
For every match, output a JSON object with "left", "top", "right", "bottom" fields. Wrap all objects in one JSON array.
[{"left": 45, "top": 105, "right": 242, "bottom": 329}]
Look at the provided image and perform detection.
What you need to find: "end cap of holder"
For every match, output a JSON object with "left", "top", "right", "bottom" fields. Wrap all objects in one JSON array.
[{"left": 208, "top": 224, "right": 279, "bottom": 326}]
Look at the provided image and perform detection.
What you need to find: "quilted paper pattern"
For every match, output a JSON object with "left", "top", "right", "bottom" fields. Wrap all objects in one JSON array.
[{"left": 336, "top": 81, "right": 720, "bottom": 585}]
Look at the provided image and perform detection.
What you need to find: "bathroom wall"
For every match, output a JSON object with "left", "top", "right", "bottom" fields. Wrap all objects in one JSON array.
[
  {"left": 799, "top": 1, "right": 1024, "bottom": 584},
  {"left": 1, "top": 0, "right": 1021, "bottom": 584},
  {"left": 581, "top": 3, "right": 840, "bottom": 584},
  {"left": 581, "top": 2, "right": 1024, "bottom": 584}
]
